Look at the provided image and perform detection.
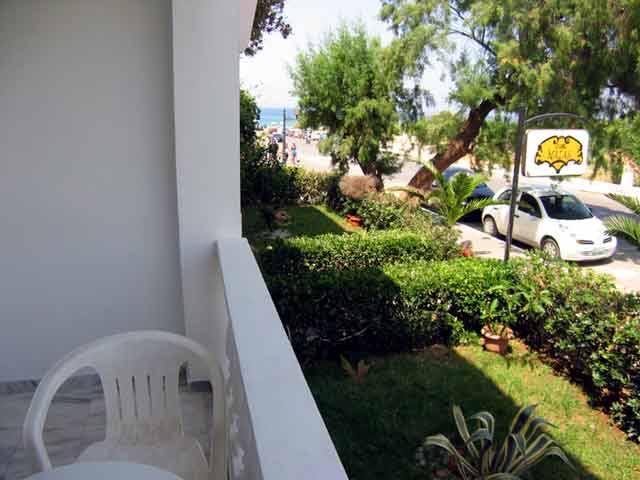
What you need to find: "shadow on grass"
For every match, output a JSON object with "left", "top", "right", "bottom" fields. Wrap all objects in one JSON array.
[
  {"left": 304, "top": 346, "right": 638, "bottom": 480},
  {"left": 284, "top": 205, "right": 353, "bottom": 237}
]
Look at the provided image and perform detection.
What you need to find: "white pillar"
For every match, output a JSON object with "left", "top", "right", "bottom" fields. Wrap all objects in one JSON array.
[{"left": 172, "top": 0, "right": 242, "bottom": 373}]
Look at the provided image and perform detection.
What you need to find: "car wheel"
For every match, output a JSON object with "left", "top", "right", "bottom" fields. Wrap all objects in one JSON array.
[
  {"left": 483, "top": 216, "right": 498, "bottom": 236},
  {"left": 541, "top": 237, "right": 561, "bottom": 259}
]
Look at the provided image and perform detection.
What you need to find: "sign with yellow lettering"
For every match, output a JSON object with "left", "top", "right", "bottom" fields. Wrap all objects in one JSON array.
[{"left": 523, "top": 129, "right": 589, "bottom": 177}]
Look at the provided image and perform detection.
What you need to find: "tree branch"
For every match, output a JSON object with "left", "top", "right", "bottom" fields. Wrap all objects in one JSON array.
[
  {"left": 448, "top": 29, "right": 497, "bottom": 57},
  {"left": 448, "top": 4, "right": 467, "bottom": 23}
]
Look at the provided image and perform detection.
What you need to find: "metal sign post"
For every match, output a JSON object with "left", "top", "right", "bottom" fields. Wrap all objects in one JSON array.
[
  {"left": 504, "top": 109, "right": 526, "bottom": 262},
  {"left": 503, "top": 112, "right": 589, "bottom": 262}
]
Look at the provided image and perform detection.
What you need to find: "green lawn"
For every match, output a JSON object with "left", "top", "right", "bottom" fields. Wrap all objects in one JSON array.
[
  {"left": 305, "top": 343, "right": 640, "bottom": 480},
  {"left": 242, "top": 205, "right": 358, "bottom": 243}
]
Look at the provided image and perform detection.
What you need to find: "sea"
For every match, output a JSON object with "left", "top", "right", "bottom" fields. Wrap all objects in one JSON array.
[{"left": 259, "top": 107, "right": 297, "bottom": 127}]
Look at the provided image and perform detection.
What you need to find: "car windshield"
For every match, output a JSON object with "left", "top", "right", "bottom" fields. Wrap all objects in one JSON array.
[{"left": 539, "top": 194, "right": 593, "bottom": 220}]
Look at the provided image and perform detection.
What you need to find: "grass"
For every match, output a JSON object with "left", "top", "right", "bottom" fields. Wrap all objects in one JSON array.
[
  {"left": 304, "top": 342, "right": 640, "bottom": 480},
  {"left": 242, "top": 204, "right": 358, "bottom": 245}
]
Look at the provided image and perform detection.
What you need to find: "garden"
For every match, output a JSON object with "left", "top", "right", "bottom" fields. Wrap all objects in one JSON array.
[
  {"left": 240, "top": 153, "right": 640, "bottom": 478},
  {"left": 238, "top": 1, "right": 640, "bottom": 476}
]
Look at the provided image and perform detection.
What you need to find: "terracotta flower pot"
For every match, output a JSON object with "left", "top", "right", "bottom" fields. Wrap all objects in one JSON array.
[
  {"left": 346, "top": 214, "right": 363, "bottom": 227},
  {"left": 481, "top": 326, "right": 510, "bottom": 355}
]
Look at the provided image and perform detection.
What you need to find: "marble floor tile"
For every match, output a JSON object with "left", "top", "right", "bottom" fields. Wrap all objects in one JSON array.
[
  {"left": 0, "top": 396, "right": 31, "bottom": 429},
  {"left": 1, "top": 383, "right": 211, "bottom": 480}
]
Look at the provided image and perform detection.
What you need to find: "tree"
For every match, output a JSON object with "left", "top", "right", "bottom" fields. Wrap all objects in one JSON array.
[
  {"left": 380, "top": 0, "right": 640, "bottom": 190},
  {"left": 245, "top": 0, "right": 291, "bottom": 56},
  {"left": 290, "top": 23, "right": 418, "bottom": 185}
]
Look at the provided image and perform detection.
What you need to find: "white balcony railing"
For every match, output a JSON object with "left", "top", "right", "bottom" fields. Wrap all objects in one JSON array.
[{"left": 216, "top": 239, "right": 348, "bottom": 480}]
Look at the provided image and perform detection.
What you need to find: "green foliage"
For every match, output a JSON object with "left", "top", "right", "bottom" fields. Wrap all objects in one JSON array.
[
  {"left": 481, "top": 285, "right": 521, "bottom": 338},
  {"left": 507, "top": 254, "right": 640, "bottom": 440},
  {"left": 245, "top": 0, "right": 291, "bottom": 56},
  {"left": 265, "top": 258, "right": 508, "bottom": 358},
  {"left": 394, "top": 161, "right": 501, "bottom": 226},
  {"left": 380, "top": 0, "right": 640, "bottom": 180},
  {"left": 240, "top": 89, "right": 340, "bottom": 209},
  {"left": 266, "top": 247, "right": 640, "bottom": 439},
  {"left": 473, "top": 115, "right": 517, "bottom": 172},
  {"left": 605, "top": 215, "right": 640, "bottom": 247},
  {"left": 591, "top": 116, "right": 640, "bottom": 177},
  {"left": 425, "top": 405, "right": 574, "bottom": 479},
  {"left": 346, "top": 193, "right": 438, "bottom": 232},
  {"left": 409, "top": 112, "right": 461, "bottom": 157},
  {"left": 290, "top": 23, "right": 412, "bottom": 182},
  {"left": 603, "top": 193, "right": 640, "bottom": 247},
  {"left": 259, "top": 229, "right": 461, "bottom": 276},
  {"left": 340, "top": 355, "right": 371, "bottom": 383},
  {"left": 607, "top": 193, "right": 640, "bottom": 215}
]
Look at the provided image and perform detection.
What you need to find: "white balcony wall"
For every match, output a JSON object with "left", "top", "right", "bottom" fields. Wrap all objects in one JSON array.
[
  {"left": 0, "top": 0, "right": 183, "bottom": 382},
  {"left": 217, "top": 239, "right": 349, "bottom": 480}
]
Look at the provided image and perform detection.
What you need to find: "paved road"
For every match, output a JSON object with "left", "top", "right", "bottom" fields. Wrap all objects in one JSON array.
[{"left": 288, "top": 137, "right": 640, "bottom": 291}]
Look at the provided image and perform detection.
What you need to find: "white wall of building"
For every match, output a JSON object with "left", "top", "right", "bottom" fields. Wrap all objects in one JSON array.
[
  {"left": 172, "top": 0, "right": 243, "bottom": 370},
  {"left": 0, "top": 0, "right": 184, "bottom": 381}
]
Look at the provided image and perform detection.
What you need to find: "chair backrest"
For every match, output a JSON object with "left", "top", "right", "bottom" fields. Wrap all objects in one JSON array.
[{"left": 23, "top": 331, "right": 226, "bottom": 478}]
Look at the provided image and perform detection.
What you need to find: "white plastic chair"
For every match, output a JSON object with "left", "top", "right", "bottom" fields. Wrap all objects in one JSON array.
[{"left": 23, "top": 331, "right": 226, "bottom": 480}]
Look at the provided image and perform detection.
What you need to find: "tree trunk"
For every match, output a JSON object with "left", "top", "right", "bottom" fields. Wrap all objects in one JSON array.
[{"left": 408, "top": 99, "right": 497, "bottom": 190}]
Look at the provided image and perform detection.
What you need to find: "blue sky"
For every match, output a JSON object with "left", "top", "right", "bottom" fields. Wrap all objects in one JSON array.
[{"left": 239, "top": 0, "right": 451, "bottom": 110}]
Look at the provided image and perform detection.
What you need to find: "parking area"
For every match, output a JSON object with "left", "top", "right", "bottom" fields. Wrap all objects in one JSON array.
[{"left": 459, "top": 177, "right": 640, "bottom": 292}]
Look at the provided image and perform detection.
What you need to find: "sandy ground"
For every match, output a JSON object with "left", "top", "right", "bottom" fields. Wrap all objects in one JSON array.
[{"left": 283, "top": 135, "right": 640, "bottom": 291}]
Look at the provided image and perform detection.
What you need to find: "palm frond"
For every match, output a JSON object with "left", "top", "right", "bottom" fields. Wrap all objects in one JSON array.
[
  {"left": 606, "top": 193, "right": 640, "bottom": 215},
  {"left": 604, "top": 215, "right": 640, "bottom": 246},
  {"left": 462, "top": 198, "right": 502, "bottom": 217},
  {"left": 386, "top": 185, "right": 428, "bottom": 202}
]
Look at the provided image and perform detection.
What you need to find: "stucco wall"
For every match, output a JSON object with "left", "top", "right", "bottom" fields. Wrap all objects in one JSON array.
[{"left": 0, "top": 0, "right": 184, "bottom": 381}]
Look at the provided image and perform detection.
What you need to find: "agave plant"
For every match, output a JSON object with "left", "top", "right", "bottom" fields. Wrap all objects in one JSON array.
[
  {"left": 424, "top": 405, "right": 574, "bottom": 479},
  {"left": 604, "top": 193, "right": 640, "bottom": 247},
  {"left": 390, "top": 161, "right": 500, "bottom": 226}
]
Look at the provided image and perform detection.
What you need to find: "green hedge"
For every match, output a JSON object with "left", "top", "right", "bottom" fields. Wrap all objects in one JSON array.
[
  {"left": 241, "top": 159, "right": 339, "bottom": 207},
  {"left": 265, "top": 254, "right": 640, "bottom": 440},
  {"left": 266, "top": 258, "right": 509, "bottom": 356},
  {"left": 259, "top": 228, "right": 461, "bottom": 275}
]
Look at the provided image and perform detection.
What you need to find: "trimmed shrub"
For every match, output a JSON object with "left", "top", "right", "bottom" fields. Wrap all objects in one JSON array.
[
  {"left": 507, "top": 254, "right": 640, "bottom": 440},
  {"left": 266, "top": 258, "right": 507, "bottom": 358},
  {"left": 265, "top": 252, "right": 640, "bottom": 439},
  {"left": 242, "top": 160, "right": 339, "bottom": 207},
  {"left": 294, "top": 169, "right": 340, "bottom": 205},
  {"left": 258, "top": 228, "right": 461, "bottom": 275},
  {"left": 353, "top": 193, "right": 440, "bottom": 232}
]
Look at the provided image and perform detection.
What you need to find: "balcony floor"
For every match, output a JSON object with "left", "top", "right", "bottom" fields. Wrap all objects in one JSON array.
[{"left": 0, "top": 377, "right": 212, "bottom": 480}]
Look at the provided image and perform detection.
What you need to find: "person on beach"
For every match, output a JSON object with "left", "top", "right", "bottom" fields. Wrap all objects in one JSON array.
[{"left": 290, "top": 143, "right": 298, "bottom": 165}]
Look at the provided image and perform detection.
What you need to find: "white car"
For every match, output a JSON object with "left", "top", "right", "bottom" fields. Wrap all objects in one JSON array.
[{"left": 482, "top": 186, "right": 617, "bottom": 261}]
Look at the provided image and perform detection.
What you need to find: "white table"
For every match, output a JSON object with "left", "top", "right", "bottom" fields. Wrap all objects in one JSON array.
[{"left": 26, "top": 462, "right": 183, "bottom": 480}]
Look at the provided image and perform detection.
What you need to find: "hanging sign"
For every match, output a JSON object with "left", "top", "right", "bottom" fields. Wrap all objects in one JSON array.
[{"left": 522, "top": 129, "right": 589, "bottom": 177}]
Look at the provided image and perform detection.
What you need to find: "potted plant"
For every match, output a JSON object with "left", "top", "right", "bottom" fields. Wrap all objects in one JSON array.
[
  {"left": 424, "top": 404, "right": 575, "bottom": 479},
  {"left": 480, "top": 285, "right": 517, "bottom": 355}
]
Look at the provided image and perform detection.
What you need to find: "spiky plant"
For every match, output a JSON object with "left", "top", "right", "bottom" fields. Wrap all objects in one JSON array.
[
  {"left": 391, "top": 162, "right": 500, "bottom": 226},
  {"left": 424, "top": 405, "right": 574, "bottom": 479},
  {"left": 606, "top": 193, "right": 640, "bottom": 215},
  {"left": 604, "top": 193, "right": 640, "bottom": 247}
]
